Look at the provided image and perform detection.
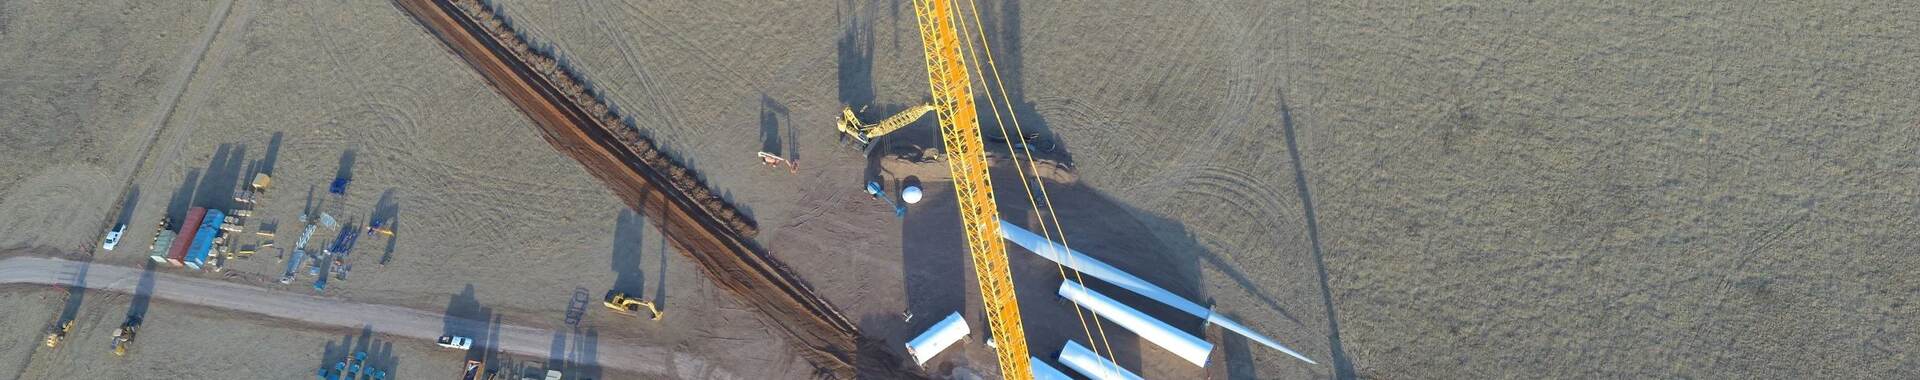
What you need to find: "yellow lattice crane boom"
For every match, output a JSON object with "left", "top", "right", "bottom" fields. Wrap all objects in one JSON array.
[{"left": 910, "top": 0, "right": 1031, "bottom": 378}]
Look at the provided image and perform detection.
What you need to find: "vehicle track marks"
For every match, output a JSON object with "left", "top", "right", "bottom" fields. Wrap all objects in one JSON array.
[
  {"left": 578, "top": 0, "right": 688, "bottom": 134},
  {"left": 95, "top": 0, "right": 240, "bottom": 256}
]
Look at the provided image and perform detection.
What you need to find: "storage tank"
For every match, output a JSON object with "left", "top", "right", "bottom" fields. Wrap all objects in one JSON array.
[
  {"left": 905, "top": 312, "right": 970, "bottom": 366},
  {"left": 166, "top": 208, "right": 206, "bottom": 266},
  {"left": 184, "top": 209, "right": 224, "bottom": 270}
]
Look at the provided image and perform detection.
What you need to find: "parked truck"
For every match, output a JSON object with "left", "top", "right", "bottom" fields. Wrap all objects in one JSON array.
[
  {"left": 184, "top": 209, "right": 225, "bottom": 270},
  {"left": 166, "top": 208, "right": 207, "bottom": 266}
]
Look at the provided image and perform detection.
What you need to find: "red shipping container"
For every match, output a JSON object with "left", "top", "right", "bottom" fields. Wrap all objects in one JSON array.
[{"left": 167, "top": 207, "right": 206, "bottom": 266}]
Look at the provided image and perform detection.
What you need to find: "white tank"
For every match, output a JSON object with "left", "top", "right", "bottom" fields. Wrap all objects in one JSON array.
[
  {"left": 905, "top": 312, "right": 969, "bottom": 366},
  {"left": 902, "top": 185, "right": 924, "bottom": 204}
]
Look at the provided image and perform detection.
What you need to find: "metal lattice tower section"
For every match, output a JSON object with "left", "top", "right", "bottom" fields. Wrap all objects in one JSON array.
[{"left": 911, "top": 0, "right": 1031, "bottom": 378}]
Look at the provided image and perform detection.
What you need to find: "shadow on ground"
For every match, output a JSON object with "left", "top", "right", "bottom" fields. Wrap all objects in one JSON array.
[{"left": 319, "top": 325, "right": 400, "bottom": 380}]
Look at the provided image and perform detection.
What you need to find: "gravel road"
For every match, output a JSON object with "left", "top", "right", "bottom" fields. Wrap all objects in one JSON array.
[{"left": 0, "top": 257, "right": 726, "bottom": 378}]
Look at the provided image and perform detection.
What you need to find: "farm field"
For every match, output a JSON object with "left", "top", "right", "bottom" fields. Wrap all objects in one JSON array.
[{"left": 1, "top": 0, "right": 1915, "bottom": 379}]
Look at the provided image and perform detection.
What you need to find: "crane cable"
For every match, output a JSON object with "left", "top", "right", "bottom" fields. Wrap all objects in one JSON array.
[{"left": 950, "top": 0, "right": 1125, "bottom": 371}]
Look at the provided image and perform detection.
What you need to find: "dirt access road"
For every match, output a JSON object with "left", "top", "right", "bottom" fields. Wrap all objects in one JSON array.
[{"left": 0, "top": 257, "right": 713, "bottom": 378}]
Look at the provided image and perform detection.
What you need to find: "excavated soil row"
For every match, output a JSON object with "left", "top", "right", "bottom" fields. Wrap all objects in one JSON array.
[
  {"left": 391, "top": 0, "right": 919, "bottom": 378},
  {"left": 450, "top": 0, "right": 756, "bottom": 238}
]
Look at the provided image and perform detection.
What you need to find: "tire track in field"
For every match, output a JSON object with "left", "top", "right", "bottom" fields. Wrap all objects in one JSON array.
[
  {"left": 95, "top": 0, "right": 240, "bottom": 255},
  {"left": 301, "top": 0, "right": 414, "bottom": 141},
  {"left": 577, "top": 0, "right": 688, "bottom": 134}
]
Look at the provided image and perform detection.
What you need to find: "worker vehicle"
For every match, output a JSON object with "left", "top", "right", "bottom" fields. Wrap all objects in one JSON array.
[
  {"left": 111, "top": 316, "right": 140, "bottom": 356},
  {"left": 103, "top": 223, "right": 126, "bottom": 251},
  {"left": 44, "top": 320, "right": 73, "bottom": 348},
  {"left": 836, "top": 104, "right": 936, "bottom": 144},
  {"left": 602, "top": 290, "right": 662, "bottom": 320},
  {"left": 437, "top": 335, "right": 474, "bottom": 350}
]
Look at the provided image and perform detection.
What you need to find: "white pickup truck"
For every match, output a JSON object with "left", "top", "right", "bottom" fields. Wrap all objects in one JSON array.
[{"left": 102, "top": 223, "right": 126, "bottom": 251}]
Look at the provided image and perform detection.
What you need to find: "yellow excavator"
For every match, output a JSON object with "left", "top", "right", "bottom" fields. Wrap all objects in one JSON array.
[
  {"left": 603, "top": 290, "right": 662, "bottom": 321},
  {"left": 111, "top": 316, "right": 140, "bottom": 356},
  {"left": 43, "top": 320, "right": 73, "bottom": 349},
  {"left": 836, "top": 103, "right": 937, "bottom": 145}
]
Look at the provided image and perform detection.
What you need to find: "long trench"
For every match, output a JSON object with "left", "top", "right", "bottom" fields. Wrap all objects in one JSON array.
[{"left": 389, "top": 0, "right": 922, "bottom": 377}]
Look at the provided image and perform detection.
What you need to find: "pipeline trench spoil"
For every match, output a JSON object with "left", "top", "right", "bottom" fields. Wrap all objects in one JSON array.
[{"left": 391, "top": 0, "right": 921, "bottom": 377}]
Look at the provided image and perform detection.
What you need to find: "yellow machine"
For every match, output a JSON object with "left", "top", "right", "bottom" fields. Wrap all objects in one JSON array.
[
  {"left": 909, "top": 0, "right": 1031, "bottom": 377},
  {"left": 836, "top": 103, "right": 937, "bottom": 144},
  {"left": 251, "top": 173, "right": 272, "bottom": 192},
  {"left": 602, "top": 290, "right": 662, "bottom": 321},
  {"left": 43, "top": 320, "right": 73, "bottom": 348},
  {"left": 111, "top": 317, "right": 140, "bottom": 356}
]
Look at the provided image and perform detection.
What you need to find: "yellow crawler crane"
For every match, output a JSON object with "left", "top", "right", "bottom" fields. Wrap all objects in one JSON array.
[
  {"left": 910, "top": 0, "right": 1031, "bottom": 378},
  {"left": 837, "top": 103, "right": 937, "bottom": 144}
]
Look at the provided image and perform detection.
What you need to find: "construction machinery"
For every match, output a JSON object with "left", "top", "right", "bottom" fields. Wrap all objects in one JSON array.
[
  {"left": 366, "top": 219, "right": 395, "bottom": 238},
  {"left": 111, "top": 316, "right": 140, "bottom": 356},
  {"left": 44, "top": 320, "right": 73, "bottom": 349},
  {"left": 836, "top": 103, "right": 937, "bottom": 144},
  {"left": 602, "top": 290, "right": 662, "bottom": 320},
  {"left": 252, "top": 173, "right": 273, "bottom": 192},
  {"left": 907, "top": 0, "right": 1032, "bottom": 377},
  {"left": 864, "top": 181, "right": 908, "bottom": 217}
]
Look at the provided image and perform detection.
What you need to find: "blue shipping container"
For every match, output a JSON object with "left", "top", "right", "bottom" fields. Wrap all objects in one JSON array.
[{"left": 185, "top": 209, "right": 224, "bottom": 269}]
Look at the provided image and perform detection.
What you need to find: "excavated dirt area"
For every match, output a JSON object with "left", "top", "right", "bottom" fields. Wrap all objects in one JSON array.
[
  {"left": 2, "top": 0, "right": 1917, "bottom": 379},
  {"left": 390, "top": 0, "right": 902, "bottom": 377}
]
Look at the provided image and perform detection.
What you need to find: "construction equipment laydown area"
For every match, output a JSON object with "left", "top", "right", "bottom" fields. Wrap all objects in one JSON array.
[{"left": 390, "top": 0, "right": 913, "bottom": 378}]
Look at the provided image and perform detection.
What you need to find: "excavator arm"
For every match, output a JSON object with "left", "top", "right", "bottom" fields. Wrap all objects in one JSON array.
[{"left": 837, "top": 104, "right": 936, "bottom": 144}]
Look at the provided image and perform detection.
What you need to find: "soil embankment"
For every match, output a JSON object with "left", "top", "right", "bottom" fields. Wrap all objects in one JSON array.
[{"left": 389, "top": 0, "right": 915, "bottom": 377}]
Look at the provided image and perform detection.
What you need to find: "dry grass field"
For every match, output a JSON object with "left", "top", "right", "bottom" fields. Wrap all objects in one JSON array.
[{"left": 1, "top": 0, "right": 1915, "bottom": 378}]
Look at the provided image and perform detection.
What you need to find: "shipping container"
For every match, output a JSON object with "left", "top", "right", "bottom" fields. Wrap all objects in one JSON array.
[
  {"left": 166, "top": 208, "right": 206, "bottom": 266},
  {"left": 148, "top": 230, "right": 176, "bottom": 264},
  {"left": 184, "top": 209, "right": 225, "bottom": 270}
]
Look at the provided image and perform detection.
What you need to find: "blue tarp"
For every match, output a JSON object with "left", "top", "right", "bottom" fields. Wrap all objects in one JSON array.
[
  {"left": 330, "top": 178, "right": 350, "bottom": 195},
  {"left": 184, "top": 209, "right": 224, "bottom": 269}
]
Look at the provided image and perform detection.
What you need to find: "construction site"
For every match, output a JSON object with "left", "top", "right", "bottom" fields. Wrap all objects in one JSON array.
[{"left": 2, "top": 0, "right": 1918, "bottom": 379}]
